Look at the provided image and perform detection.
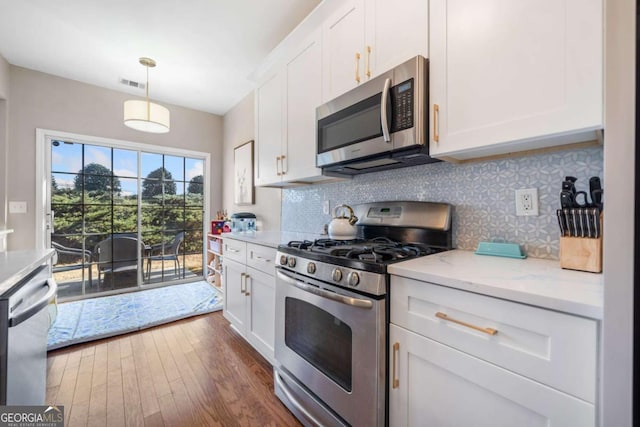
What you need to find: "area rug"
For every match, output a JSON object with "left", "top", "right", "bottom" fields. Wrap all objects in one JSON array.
[{"left": 48, "top": 280, "right": 223, "bottom": 350}]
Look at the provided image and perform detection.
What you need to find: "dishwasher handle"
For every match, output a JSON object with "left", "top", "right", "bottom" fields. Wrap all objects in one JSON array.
[{"left": 9, "top": 278, "right": 57, "bottom": 327}]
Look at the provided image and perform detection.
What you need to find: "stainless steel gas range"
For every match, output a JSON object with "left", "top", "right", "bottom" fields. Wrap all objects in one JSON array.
[{"left": 273, "top": 201, "right": 453, "bottom": 427}]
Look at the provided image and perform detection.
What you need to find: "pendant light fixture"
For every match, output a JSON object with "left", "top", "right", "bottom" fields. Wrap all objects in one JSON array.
[{"left": 123, "top": 57, "right": 170, "bottom": 133}]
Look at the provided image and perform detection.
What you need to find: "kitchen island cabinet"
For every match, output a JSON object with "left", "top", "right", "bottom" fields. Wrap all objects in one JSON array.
[
  {"left": 388, "top": 250, "right": 602, "bottom": 426},
  {"left": 429, "top": 0, "right": 603, "bottom": 161}
]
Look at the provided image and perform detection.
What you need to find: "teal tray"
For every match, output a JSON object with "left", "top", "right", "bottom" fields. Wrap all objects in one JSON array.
[{"left": 475, "top": 241, "right": 526, "bottom": 259}]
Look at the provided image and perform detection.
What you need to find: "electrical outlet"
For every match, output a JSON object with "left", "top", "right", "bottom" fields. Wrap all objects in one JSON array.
[
  {"left": 322, "top": 200, "right": 330, "bottom": 215},
  {"left": 515, "top": 188, "right": 539, "bottom": 216}
]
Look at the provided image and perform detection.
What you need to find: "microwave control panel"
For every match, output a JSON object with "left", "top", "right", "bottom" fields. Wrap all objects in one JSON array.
[{"left": 391, "top": 78, "right": 414, "bottom": 132}]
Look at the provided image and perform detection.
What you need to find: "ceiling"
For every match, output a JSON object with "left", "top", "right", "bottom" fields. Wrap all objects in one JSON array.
[{"left": 0, "top": 0, "right": 321, "bottom": 115}]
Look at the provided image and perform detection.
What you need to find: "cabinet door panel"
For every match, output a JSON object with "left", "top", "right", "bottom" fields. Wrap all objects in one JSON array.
[
  {"left": 255, "top": 72, "right": 284, "bottom": 186},
  {"left": 390, "top": 277, "right": 597, "bottom": 402},
  {"left": 223, "top": 259, "right": 246, "bottom": 333},
  {"left": 223, "top": 239, "right": 246, "bottom": 264},
  {"left": 322, "top": 0, "right": 366, "bottom": 102},
  {"left": 429, "top": 0, "right": 602, "bottom": 159},
  {"left": 246, "top": 266, "right": 275, "bottom": 363},
  {"left": 365, "top": 0, "right": 428, "bottom": 79},
  {"left": 285, "top": 31, "right": 323, "bottom": 182},
  {"left": 246, "top": 243, "right": 277, "bottom": 275},
  {"left": 389, "top": 324, "right": 595, "bottom": 427}
]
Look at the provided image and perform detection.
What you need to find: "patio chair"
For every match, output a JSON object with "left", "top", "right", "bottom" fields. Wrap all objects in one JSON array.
[
  {"left": 95, "top": 236, "right": 146, "bottom": 285},
  {"left": 51, "top": 241, "right": 93, "bottom": 286},
  {"left": 146, "top": 231, "right": 185, "bottom": 279}
]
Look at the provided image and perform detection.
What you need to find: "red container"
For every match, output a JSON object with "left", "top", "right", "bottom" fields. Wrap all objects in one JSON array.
[{"left": 211, "top": 220, "right": 225, "bottom": 235}]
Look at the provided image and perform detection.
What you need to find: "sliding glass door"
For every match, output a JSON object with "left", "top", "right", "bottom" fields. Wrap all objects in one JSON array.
[{"left": 48, "top": 137, "right": 206, "bottom": 300}]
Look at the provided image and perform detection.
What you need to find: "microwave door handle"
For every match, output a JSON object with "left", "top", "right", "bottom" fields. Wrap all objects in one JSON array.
[{"left": 381, "top": 78, "right": 392, "bottom": 143}]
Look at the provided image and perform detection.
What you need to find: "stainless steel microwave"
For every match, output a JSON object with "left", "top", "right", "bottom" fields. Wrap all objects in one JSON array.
[{"left": 316, "top": 55, "right": 438, "bottom": 175}]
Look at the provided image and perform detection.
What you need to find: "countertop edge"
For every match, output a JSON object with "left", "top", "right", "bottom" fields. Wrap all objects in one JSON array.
[
  {"left": 218, "top": 231, "right": 325, "bottom": 248},
  {"left": 388, "top": 250, "right": 603, "bottom": 320},
  {"left": 0, "top": 249, "right": 55, "bottom": 296}
]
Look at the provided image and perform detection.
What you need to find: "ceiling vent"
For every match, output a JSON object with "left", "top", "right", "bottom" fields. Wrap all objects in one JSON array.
[{"left": 119, "top": 77, "right": 145, "bottom": 90}]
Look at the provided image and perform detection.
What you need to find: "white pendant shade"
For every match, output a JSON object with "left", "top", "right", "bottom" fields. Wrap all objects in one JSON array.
[
  {"left": 123, "top": 99, "right": 170, "bottom": 133},
  {"left": 123, "top": 57, "right": 170, "bottom": 134}
]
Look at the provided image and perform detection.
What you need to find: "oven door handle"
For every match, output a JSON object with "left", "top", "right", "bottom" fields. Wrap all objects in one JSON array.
[{"left": 277, "top": 270, "right": 373, "bottom": 309}]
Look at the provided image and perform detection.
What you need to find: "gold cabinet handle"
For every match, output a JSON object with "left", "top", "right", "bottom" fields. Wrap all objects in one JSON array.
[
  {"left": 433, "top": 104, "right": 440, "bottom": 143},
  {"left": 281, "top": 155, "right": 287, "bottom": 175},
  {"left": 392, "top": 342, "right": 400, "bottom": 389},
  {"left": 366, "top": 46, "right": 371, "bottom": 78},
  {"left": 435, "top": 312, "right": 498, "bottom": 336},
  {"left": 244, "top": 274, "right": 251, "bottom": 296},
  {"left": 240, "top": 272, "right": 246, "bottom": 294},
  {"left": 276, "top": 155, "right": 282, "bottom": 176},
  {"left": 355, "top": 52, "right": 361, "bottom": 84}
]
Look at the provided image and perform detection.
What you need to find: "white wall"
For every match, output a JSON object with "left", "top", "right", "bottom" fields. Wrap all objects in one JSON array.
[
  {"left": 601, "top": 0, "right": 636, "bottom": 425},
  {"left": 6, "top": 66, "right": 223, "bottom": 250},
  {"left": 0, "top": 54, "right": 10, "bottom": 227},
  {"left": 222, "top": 92, "right": 281, "bottom": 231},
  {"left": 0, "top": 54, "right": 8, "bottom": 99}
]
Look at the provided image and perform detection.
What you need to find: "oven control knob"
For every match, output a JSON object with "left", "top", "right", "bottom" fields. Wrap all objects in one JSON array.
[
  {"left": 287, "top": 257, "right": 297, "bottom": 268},
  {"left": 332, "top": 268, "right": 343, "bottom": 282},
  {"left": 307, "top": 262, "right": 316, "bottom": 274},
  {"left": 347, "top": 272, "right": 360, "bottom": 287},
  {"left": 279, "top": 255, "right": 288, "bottom": 266}
]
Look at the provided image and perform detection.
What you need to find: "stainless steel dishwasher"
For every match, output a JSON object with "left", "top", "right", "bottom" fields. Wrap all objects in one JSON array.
[{"left": 0, "top": 263, "right": 57, "bottom": 405}]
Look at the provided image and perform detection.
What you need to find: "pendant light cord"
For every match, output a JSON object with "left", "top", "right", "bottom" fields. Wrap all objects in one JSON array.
[{"left": 146, "top": 64, "right": 150, "bottom": 120}]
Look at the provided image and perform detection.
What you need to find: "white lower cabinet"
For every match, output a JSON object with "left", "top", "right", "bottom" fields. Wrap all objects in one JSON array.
[
  {"left": 389, "top": 277, "right": 597, "bottom": 426},
  {"left": 389, "top": 325, "right": 595, "bottom": 427},
  {"left": 222, "top": 239, "right": 276, "bottom": 364},
  {"left": 244, "top": 266, "right": 275, "bottom": 361}
]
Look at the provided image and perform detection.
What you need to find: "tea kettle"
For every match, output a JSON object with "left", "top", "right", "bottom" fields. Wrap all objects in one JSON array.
[{"left": 328, "top": 204, "right": 358, "bottom": 240}]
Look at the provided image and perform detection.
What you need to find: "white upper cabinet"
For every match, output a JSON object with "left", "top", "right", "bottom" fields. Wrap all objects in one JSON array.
[
  {"left": 322, "top": 0, "right": 366, "bottom": 102},
  {"left": 364, "top": 0, "right": 428, "bottom": 78},
  {"left": 323, "top": 0, "right": 428, "bottom": 102},
  {"left": 285, "top": 30, "right": 323, "bottom": 182},
  {"left": 254, "top": 0, "right": 430, "bottom": 186},
  {"left": 255, "top": 71, "right": 284, "bottom": 186},
  {"left": 255, "top": 30, "right": 328, "bottom": 187},
  {"left": 429, "top": 0, "right": 603, "bottom": 160}
]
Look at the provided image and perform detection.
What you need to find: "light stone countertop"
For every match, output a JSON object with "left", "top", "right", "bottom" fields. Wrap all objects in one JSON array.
[
  {"left": 219, "top": 231, "right": 325, "bottom": 248},
  {"left": 0, "top": 249, "right": 55, "bottom": 296},
  {"left": 388, "top": 249, "right": 603, "bottom": 319}
]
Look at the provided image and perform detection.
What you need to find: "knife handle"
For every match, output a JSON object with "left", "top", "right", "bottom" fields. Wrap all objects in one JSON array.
[
  {"left": 556, "top": 210, "right": 566, "bottom": 236},
  {"left": 563, "top": 208, "right": 573, "bottom": 236},
  {"left": 592, "top": 208, "right": 601, "bottom": 238}
]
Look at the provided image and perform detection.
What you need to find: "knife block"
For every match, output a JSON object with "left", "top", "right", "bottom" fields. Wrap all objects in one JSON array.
[{"left": 559, "top": 214, "right": 603, "bottom": 273}]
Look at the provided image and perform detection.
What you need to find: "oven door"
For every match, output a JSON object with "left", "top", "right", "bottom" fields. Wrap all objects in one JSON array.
[{"left": 274, "top": 268, "right": 385, "bottom": 427}]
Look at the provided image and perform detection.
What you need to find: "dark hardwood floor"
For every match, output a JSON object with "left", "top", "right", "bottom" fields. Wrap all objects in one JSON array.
[{"left": 46, "top": 311, "right": 301, "bottom": 427}]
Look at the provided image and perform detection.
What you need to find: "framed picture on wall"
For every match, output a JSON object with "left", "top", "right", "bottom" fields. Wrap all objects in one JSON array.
[{"left": 234, "top": 140, "right": 254, "bottom": 205}]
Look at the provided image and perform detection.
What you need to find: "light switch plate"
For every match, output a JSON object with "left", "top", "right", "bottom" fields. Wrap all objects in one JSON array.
[{"left": 9, "top": 201, "right": 27, "bottom": 214}]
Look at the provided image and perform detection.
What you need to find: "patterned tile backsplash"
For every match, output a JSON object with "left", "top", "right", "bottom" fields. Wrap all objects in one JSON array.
[{"left": 281, "top": 146, "right": 603, "bottom": 259}]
